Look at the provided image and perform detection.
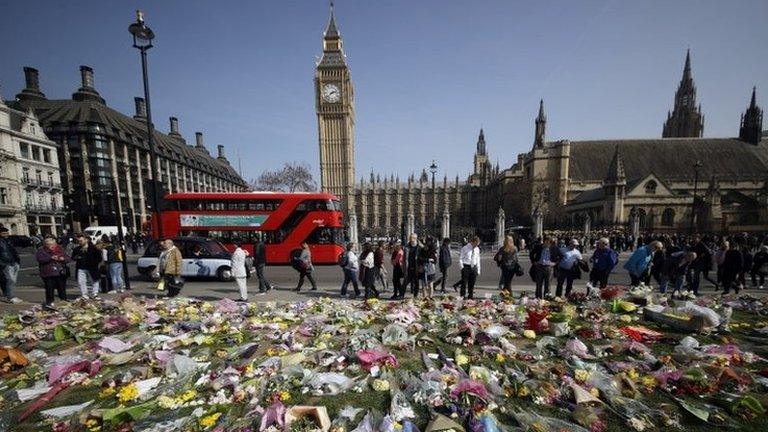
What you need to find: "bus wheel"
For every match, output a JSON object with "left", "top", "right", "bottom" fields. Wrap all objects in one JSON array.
[{"left": 217, "top": 266, "right": 233, "bottom": 282}]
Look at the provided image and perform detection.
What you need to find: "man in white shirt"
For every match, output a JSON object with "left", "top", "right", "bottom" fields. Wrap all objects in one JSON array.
[
  {"left": 555, "top": 239, "right": 582, "bottom": 297},
  {"left": 459, "top": 236, "right": 481, "bottom": 299}
]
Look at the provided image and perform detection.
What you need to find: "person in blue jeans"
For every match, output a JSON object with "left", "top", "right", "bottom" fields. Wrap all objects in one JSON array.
[
  {"left": 587, "top": 238, "right": 619, "bottom": 291},
  {"left": 339, "top": 242, "right": 360, "bottom": 298}
]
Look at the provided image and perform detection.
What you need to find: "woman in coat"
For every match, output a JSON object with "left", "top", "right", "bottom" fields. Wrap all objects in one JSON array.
[
  {"left": 390, "top": 242, "right": 405, "bottom": 300},
  {"left": 231, "top": 243, "right": 249, "bottom": 301},
  {"left": 36, "top": 237, "right": 71, "bottom": 308},
  {"left": 720, "top": 241, "right": 744, "bottom": 295},
  {"left": 494, "top": 235, "right": 520, "bottom": 293},
  {"left": 294, "top": 242, "right": 317, "bottom": 292},
  {"left": 158, "top": 239, "right": 183, "bottom": 297}
]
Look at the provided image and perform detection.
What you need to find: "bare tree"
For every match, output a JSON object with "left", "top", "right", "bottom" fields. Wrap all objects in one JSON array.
[{"left": 250, "top": 162, "right": 318, "bottom": 192}]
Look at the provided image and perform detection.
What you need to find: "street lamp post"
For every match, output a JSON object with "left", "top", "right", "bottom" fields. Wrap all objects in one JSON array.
[
  {"left": 429, "top": 160, "right": 438, "bottom": 233},
  {"left": 690, "top": 160, "right": 702, "bottom": 234},
  {"left": 129, "top": 10, "right": 163, "bottom": 239}
]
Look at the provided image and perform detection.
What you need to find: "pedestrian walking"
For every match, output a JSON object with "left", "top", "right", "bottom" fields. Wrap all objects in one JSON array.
[
  {"left": 459, "top": 236, "right": 481, "bottom": 299},
  {"left": 421, "top": 237, "right": 438, "bottom": 299},
  {"left": 688, "top": 235, "right": 713, "bottom": 294},
  {"left": 587, "top": 238, "right": 618, "bottom": 292},
  {"left": 555, "top": 239, "right": 583, "bottom": 297},
  {"left": 751, "top": 245, "right": 768, "bottom": 289},
  {"left": 36, "top": 237, "right": 70, "bottom": 308},
  {"left": 359, "top": 242, "right": 379, "bottom": 299},
  {"left": 232, "top": 243, "right": 249, "bottom": 301},
  {"left": 390, "top": 241, "right": 405, "bottom": 300},
  {"left": 435, "top": 238, "right": 452, "bottom": 293},
  {"left": 102, "top": 235, "right": 126, "bottom": 293},
  {"left": 720, "top": 242, "right": 743, "bottom": 295},
  {"left": 72, "top": 233, "right": 102, "bottom": 300},
  {"left": 530, "top": 236, "right": 560, "bottom": 299},
  {"left": 374, "top": 241, "right": 389, "bottom": 292},
  {"left": 403, "top": 234, "right": 423, "bottom": 297},
  {"left": 158, "top": 239, "right": 184, "bottom": 297},
  {"left": 623, "top": 241, "right": 663, "bottom": 287},
  {"left": 293, "top": 242, "right": 317, "bottom": 292},
  {"left": 494, "top": 235, "right": 520, "bottom": 293},
  {"left": 253, "top": 239, "right": 272, "bottom": 294},
  {"left": 0, "top": 227, "right": 22, "bottom": 304},
  {"left": 339, "top": 242, "right": 361, "bottom": 298}
]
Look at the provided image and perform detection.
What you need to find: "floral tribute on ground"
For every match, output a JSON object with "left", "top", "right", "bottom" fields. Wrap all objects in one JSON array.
[{"left": 0, "top": 289, "right": 767, "bottom": 432}]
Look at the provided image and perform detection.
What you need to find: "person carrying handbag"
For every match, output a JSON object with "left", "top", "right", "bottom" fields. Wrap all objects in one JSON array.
[
  {"left": 158, "top": 239, "right": 183, "bottom": 297},
  {"left": 494, "top": 235, "right": 520, "bottom": 293}
]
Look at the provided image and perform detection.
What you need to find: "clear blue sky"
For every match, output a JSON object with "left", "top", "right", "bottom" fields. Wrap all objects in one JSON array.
[{"left": 2, "top": 1, "right": 766, "bottom": 183}]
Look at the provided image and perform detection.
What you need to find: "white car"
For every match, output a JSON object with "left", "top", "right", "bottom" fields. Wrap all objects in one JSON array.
[{"left": 137, "top": 237, "right": 234, "bottom": 282}]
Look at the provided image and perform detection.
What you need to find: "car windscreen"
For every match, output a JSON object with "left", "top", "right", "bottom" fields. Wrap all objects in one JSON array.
[{"left": 206, "top": 241, "right": 230, "bottom": 256}]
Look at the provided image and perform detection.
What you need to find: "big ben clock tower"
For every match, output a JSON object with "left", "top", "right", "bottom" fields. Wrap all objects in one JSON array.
[{"left": 316, "top": 3, "right": 355, "bottom": 213}]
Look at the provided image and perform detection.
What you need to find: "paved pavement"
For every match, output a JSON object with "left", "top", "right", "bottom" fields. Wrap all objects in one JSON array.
[{"left": 1, "top": 247, "right": 731, "bottom": 313}]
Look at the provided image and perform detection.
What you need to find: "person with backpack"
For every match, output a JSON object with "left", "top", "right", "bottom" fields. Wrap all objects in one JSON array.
[
  {"left": 293, "top": 242, "right": 317, "bottom": 292},
  {"left": 339, "top": 242, "right": 361, "bottom": 298},
  {"left": 102, "top": 235, "right": 126, "bottom": 293},
  {"left": 587, "top": 237, "right": 619, "bottom": 291}
]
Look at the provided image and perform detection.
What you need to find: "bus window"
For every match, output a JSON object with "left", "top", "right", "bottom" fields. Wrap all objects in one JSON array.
[{"left": 306, "top": 227, "right": 345, "bottom": 245}]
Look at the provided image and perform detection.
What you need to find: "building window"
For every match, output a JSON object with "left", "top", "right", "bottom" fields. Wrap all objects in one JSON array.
[
  {"left": 30, "top": 123, "right": 36, "bottom": 134},
  {"left": 32, "top": 146, "right": 41, "bottom": 161},
  {"left": 22, "top": 168, "right": 30, "bottom": 182},
  {"left": 662, "top": 208, "right": 675, "bottom": 226},
  {"left": 0, "top": 188, "right": 7, "bottom": 205},
  {"left": 644, "top": 180, "right": 657, "bottom": 195},
  {"left": 36, "top": 170, "right": 42, "bottom": 183},
  {"left": 19, "top": 142, "right": 30, "bottom": 159},
  {"left": 43, "top": 149, "right": 51, "bottom": 163},
  {"left": 48, "top": 172, "right": 54, "bottom": 186}
]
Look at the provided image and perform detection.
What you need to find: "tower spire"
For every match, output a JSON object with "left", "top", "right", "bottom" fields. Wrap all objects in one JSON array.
[
  {"left": 324, "top": 1, "right": 339, "bottom": 39},
  {"left": 739, "top": 86, "right": 763, "bottom": 145},
  {"left": 534, "top": 99, "right": 546, "bottom": 148},
  {"left": 476, "top": 127, "right": 486, "bottom": 155},
  {"left": 605, "top": 145, "right": 626, "bottom": 184},
  {"left": 662, "top": 49, "right": 703, "bottom": 138}
]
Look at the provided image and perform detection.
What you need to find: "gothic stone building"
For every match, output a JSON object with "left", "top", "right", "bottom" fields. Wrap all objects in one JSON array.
[
  {"left": 10, "top": 66, "right": 247, "bottom": 232},
  {"left": 315, "top": 8, "right": 767, "bottom": 237}
]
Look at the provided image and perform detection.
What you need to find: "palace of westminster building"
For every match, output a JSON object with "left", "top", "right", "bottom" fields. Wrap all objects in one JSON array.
[{"left": 315, "top": 6, "right": 767, "bottom": 237}]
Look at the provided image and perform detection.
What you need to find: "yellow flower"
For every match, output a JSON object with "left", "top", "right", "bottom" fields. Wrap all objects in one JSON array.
[
  {"left": 99, "top": 387, "right": 116, "bottom": 398},
  {"left": 372, "top": 379, "right": 390, "bottom": 391},
  {"left": 517, "top": 386, "right": 530, "bottom": 397},
  {"left": 523, "top": 330, "right": 536, "bottom": 339},
  {"left": 574, "top": 369, "right": 590, "bottom": 383},
  {"left": 179, "top": 389, "right": 197, "bottom": 402},
  {"left": 199, "top": 412, "right": 222, "bottom": 429},
  {"left": 627, "top": 368, "right": 640, "bottom": 381},
  {"left": 495, "top": 353, "right": 506, "bottom": 363},
  {"left": 279, "top": 390, "right": 291, "bottom": 402},
  {"left": 116, "top": 384, "right": 139, "bottom": 403},
  {"left": 157, "top": 395, "right": 176, "bottom": 409},
  {"left": 641, "top": 376, "right": 657, "bottom": 388},
  {"left": 456, "top": 353, "right": 469, "bottom": 366},
  {"left": 589, "top": 387, "right": 600, "bottom": 397}
]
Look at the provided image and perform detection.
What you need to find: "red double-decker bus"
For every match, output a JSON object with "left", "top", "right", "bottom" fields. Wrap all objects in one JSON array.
[{"left": 152, "top": 192, "right": 346, "bottom": 265}]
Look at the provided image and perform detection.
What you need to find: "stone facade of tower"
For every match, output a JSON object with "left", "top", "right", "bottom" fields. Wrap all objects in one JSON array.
[{"left": 315, "top": 5, "right": 356, "bottom": 214}]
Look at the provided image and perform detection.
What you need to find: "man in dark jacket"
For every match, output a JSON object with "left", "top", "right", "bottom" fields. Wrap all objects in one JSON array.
[
  {"left": 720, "top": 241, "right": 743, "bottom": 295},
  {"left": 660, "top": 251, "right": 696, "bottom": 295},
  {"left": 530, "top": 236, "right": 561, "bottom": 299},
  {"left": 72, "top": 233, "right": 102, "bottom": 299},
  {"left": 435, "top": 238, "right": 452, "bottom": 293},
  {"left": 403, "top": 233, "right": 422, "bottom": 296},
  {"left": 0, "top": 227, "right": 22, "bottom": 303},
  {"left": 688, "top": 235, "right": 712, "bottom": 295},
  {"left": 751, "top": 245, "right": 768, "bottom": 289},
  {"left": 253, "top": 239, "right": 272, "bottom": 294}
]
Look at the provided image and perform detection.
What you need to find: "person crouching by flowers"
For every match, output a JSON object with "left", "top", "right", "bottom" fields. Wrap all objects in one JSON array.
[{"left": 36, "top": 237, "right": 71, "bottom": 309}]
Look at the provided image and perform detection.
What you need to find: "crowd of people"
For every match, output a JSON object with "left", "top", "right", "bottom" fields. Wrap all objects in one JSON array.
[{"left": 1, "top": 221, "right": 768, "bottom": 308}]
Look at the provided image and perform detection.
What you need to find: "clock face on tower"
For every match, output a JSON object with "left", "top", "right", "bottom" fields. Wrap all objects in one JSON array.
[{"left": 322, "top": 83, "right": 341, "bottom": 103}]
